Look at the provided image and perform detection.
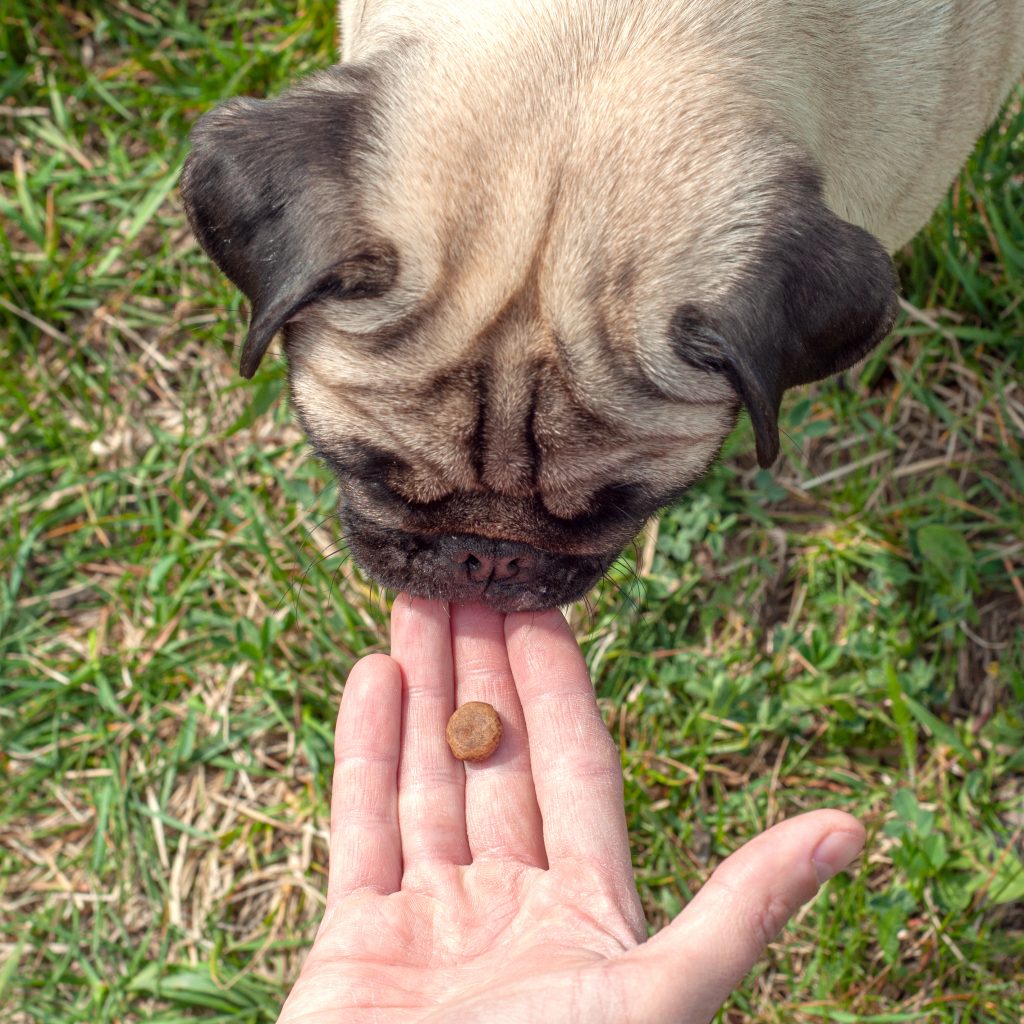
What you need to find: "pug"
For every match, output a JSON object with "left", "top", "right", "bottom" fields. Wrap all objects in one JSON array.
[{"left": 181, "top": 1, "right": 1024, "bottom": 611}]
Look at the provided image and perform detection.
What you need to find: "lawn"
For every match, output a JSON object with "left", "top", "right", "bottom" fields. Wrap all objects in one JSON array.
[{"left": 1, "top": 3, "right": 1022, "bottom": 1021}]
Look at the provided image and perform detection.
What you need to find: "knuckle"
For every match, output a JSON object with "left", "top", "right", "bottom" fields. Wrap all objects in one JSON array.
[
  {"left": 703, "top": 874, "right": 794, "bottom": 950},
  {"left": 747, "top": 890, "right": 794, "bottom": 948}
]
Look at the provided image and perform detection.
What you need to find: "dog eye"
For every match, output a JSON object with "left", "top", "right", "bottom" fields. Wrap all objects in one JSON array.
[
  {"left": 315, "top": 440, "right": 407, "bottom": 481},
  {"left": 299, "top": 246, "right": 398, "bottom": 312},
  {"left": 544, "top": 482, "right": 636, "bottom": 525},
  {"left": 329, "top": 246, "right": 397, "bottom": 301},
  {"left": 362, "top": 476, "right": 394, "bottom": 497},
  {"left": 592, "top": 482, "right": 645, "bottom": 514}
]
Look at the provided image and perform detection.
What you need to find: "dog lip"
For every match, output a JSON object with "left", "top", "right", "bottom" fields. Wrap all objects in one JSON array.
[
  {"left": 385, "top": 575, "right": 594, "bottom": 613},
  {"left": 341, "top": 512, "right": 617, "bottom": 610}
]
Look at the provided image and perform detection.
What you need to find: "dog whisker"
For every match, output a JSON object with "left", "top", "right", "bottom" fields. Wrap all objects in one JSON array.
[{"left": 277, "top": 536, "right": 352, "bottom": 617}]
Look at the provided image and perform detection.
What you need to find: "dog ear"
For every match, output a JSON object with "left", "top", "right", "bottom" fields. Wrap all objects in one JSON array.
[
  {"left": 181, "top": 68, "right": 389, "bottom": 377},
  {"left": 672, "top": 171, "right": 898, "bottom": 467}
]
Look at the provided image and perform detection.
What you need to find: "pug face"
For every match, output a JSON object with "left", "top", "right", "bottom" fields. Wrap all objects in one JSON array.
[{"left": 181, "top": 48, "right": 896, "bottom": 611}]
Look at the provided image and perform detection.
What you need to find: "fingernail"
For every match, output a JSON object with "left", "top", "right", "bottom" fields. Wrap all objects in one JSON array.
[{"left": 812, "top": 830, "right": 865, "bottom": 884}]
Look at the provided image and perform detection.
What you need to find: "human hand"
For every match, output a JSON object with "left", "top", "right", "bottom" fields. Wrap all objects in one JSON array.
[{"left": 278, "top": 596, "right": 865, "bottom": 1023}]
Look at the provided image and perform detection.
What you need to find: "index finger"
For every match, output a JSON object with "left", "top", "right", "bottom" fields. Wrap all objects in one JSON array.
[{"left": 504, "top": 610, "right": 636, "bottom": 890}]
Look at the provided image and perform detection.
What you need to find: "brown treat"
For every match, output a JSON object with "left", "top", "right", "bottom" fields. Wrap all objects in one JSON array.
[{"left": 446, "top": 701, "right": 502, "bottom": 762}]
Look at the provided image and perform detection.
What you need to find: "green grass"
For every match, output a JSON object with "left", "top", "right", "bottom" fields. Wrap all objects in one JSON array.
[{"left": 1, "top": 2, "right": 1022, "bottom": 1021}]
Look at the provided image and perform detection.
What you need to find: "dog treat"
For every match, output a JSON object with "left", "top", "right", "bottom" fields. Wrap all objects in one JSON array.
[{"left": 446, "top": 702, "right": 502, "bottom": 762}]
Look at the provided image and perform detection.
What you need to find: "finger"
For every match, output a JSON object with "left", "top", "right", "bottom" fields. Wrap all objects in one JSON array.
[
  {"left": 326, "top": 653, "right": 403, "bottom": 901},
  {"left": 390, "top": 594, "right": 471, "bottom": 871},
  {"left": 451, "top": 602, "right": 545, "bottom": 867},
  {"left": 504, "top": 610, "right": 635, "bottom": 890},
  {"left": 624, "top": 810, "right": 865, "bottom": 1023}
]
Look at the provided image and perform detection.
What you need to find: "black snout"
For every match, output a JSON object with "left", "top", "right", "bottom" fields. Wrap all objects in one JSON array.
[
  {"left": 445, "top": 539, "right": 537, "bottom": 584},
  {"left": 345, "top": 517, "right": 617, "bottom": 611}
]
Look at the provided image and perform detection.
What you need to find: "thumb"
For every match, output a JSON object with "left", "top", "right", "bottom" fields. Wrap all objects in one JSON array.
[{"left": 620, "top": 810, "right": 865, "bottom": 1024}]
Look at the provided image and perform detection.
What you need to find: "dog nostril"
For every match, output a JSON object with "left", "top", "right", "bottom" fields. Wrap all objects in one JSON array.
[
  {"left": 453, "top": 549, "right": 493, "bottom": 582},
  {"left": 493, "top": 555, "right": 532, "bottom": 581}
]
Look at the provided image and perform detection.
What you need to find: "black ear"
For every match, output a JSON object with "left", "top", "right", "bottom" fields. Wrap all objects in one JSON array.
[
  {"left": 180, "top": 67, "right": 390, "bottom": 377},
  {"left": 672, "top": 169, "right": 898, "bottom": 466}
]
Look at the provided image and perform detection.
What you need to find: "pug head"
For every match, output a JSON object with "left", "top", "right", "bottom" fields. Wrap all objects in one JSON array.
[{"left": 181, "top": 53, "right": 897, "bottom": 611}]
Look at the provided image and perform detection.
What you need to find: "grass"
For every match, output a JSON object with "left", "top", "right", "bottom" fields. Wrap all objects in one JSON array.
[{"left": 1, "top": 2, "right": 1022, "bottom": 1021}]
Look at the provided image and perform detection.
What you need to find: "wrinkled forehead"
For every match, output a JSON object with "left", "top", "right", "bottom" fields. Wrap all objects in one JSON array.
[
  {"left": 283, "top": 277, "right": 736, "bottom": 436},
  {"left": 280, "top": 28, "right": 758, "bottom": 495},
  {"left": 285, "top": 300, "right": 737, "bottom": 520},
  {"left": 306, "top": 37, "right": 782, "bottom": 411}
]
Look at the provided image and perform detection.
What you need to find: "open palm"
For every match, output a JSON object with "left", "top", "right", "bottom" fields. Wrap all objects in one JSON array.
[{"left": 278, "top": 596, "right": 864, "bottom": 1024}]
